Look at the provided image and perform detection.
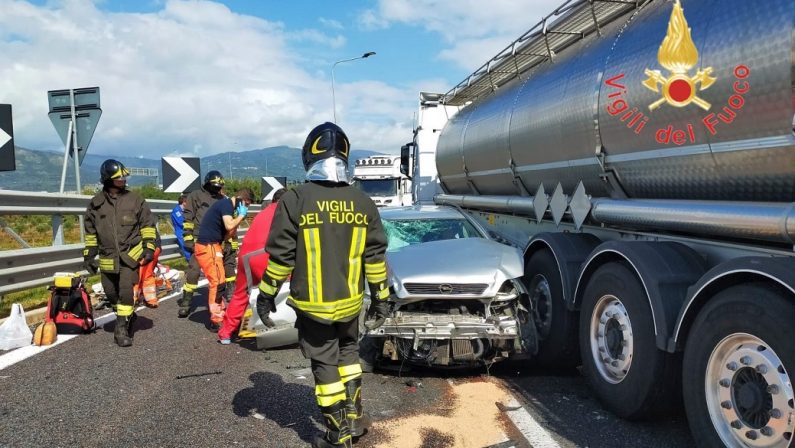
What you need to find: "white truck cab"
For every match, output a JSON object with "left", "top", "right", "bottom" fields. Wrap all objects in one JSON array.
[{"left": 351, "top": 155, "right": 412, "bottom": 207}]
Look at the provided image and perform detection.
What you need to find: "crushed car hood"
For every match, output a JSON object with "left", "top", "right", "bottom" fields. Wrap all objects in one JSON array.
[{"left": 388, "top": 238, "right": 523, "bottom": 299}]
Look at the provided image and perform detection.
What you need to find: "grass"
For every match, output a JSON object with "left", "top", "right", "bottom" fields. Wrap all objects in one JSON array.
[{"left": 0, "top": 257, "right": 189, "bottom": 319}]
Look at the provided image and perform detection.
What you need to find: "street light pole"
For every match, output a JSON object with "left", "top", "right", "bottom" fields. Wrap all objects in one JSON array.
[{"left": 331, "top": 51, "right": 376, "bottom": 123}]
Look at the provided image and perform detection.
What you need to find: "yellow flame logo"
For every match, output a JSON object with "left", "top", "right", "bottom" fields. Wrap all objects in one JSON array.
[{"left": 642, "top": 0, "right": 715, "bottom": 110}]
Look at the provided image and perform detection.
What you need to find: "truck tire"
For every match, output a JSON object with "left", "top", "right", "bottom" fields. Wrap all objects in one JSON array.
[
  {"left": 682, "top": 283, "right": 795, "bottom": 448},
  {"left": 525, "top": 249, "right": 579, "bottom": 368},
  {"left": 579, "top": 262, "right": 681, "bottom": 420}
]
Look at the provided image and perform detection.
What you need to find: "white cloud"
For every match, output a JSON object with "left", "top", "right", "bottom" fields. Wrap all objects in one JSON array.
[
  {"left": 0, "top": 0, "right": 406, "bottom": 161},
  {"left": 318, "top": 17, "right": 344, "bottom": 31},
  {"left": 360, "top": 0, "right": 562, "bottom": 71}
]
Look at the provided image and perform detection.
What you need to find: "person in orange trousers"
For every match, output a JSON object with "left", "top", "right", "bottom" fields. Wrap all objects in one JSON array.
[
  {"left": 137, "top": 246, "right": 162, "bottom": 307},
  {"left": 196, "top": 188, "right": 254, "bottom": 329},
  {"left": 218, "top": 188, "right": 285, "bottom": 344}
]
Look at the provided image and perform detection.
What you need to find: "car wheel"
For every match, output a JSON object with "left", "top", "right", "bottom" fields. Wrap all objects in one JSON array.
[
  {"left": 579, "top": 261, "right": 681, "bottom": 420},
  {"left": 683, "top": 283, "right": 795, "bottom": 448},
  {"left": 525, "top": 249, "right": 579, "bottom": 368}
]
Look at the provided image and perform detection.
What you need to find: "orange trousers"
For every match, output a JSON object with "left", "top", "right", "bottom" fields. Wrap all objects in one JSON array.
[
  {"left": 195, "top": 242, "right": 226, "bottom": 324},
  {"left": 136, "top": 247, "right": 162, "bottom": 307}
]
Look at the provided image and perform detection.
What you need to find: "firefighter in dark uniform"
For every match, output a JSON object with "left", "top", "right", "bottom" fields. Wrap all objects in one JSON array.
[
  {"left": 83, "top": 159, "right": 158, "bottom": 347},
  {"left": 222, "top": 231, "right": 239, "bottom": 303},
  {"left": 256, "top": 122, "right": 389, "bottom": 448},
  {"left": 179, "top": 170, "right": 225, "bottom": 318}
]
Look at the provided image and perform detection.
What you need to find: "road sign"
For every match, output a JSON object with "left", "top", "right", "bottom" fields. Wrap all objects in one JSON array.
[
  {"left": 0, "top": 104, "right": 14, "bottom": 172},
  {"left": 163, "top": 157, "right": 201, "bottom": 193},
  {"left": 261, "top": 176, "right": 286, "bottom": 201},
  {"left": 47, "top": 87, "right": 101, "bottom": 166}
]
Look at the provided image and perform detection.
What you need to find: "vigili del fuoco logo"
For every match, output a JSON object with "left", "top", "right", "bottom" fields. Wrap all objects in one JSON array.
[{"left": 603, "top": 0, "right": 750, "bottom": 145}]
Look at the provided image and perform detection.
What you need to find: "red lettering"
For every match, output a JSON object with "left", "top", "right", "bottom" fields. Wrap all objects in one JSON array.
[
  {"left": 733, "top": 80, "right": 749, "bottom": 94},
  {"left": 718, "top": 106, "right": 737, "bottom": 124},
  {"left": 687, "top": 123, "right": 696, "bottom": 143},
  {"left": 734, "top": 65, "right": 750, "bottom": 79},
  {"left": 672, "top": 130, "right": 686, "bottom": 145},
  {"left": 655, "top": 125, "right": 672, "bottom": 144},
  {"left": 728, "top": 94, "right": 744, "bottom": 110},
  {"left": 702, "top": 113, "right": 718, "bottom": 135},
  {"left": 635, "top": 118, "right": 648, "bottom": 134},
  {"left": 627, "top": 112, "right": 642, "bottom": 128},
  {"left": 605, "top": 73, "right": 626, "bottom": 90}
]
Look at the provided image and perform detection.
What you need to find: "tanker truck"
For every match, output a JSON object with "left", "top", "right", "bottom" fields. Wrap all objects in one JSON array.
[{"left": 400, "top": 0, "right": 795, "bottom": 446}]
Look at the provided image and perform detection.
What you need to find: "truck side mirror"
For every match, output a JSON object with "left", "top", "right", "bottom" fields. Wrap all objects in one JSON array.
[{"left": 400, "top": 143, "right": 415, "bottom": 179}]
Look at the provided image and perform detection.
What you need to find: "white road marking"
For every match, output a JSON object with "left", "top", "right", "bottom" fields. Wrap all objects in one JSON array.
[
  {"left": 503, "top": 397, "right": 563, "bottom": 448},
  {"left": 0, "top": 282, "right": 197, "bottom": 371}
]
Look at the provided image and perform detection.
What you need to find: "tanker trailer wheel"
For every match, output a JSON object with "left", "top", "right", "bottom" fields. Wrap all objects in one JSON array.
[
  {"left": 682, "top": 283, "right": 795, "bottom": 448},
  {"left": 579, "top": 261, "right": 681, "bottom": 420},
  {"left": 525, "top": 249, "right": 579, "bottom": 368}
]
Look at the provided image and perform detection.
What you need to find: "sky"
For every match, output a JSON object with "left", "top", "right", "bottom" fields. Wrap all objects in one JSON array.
[{"left": 1, "top": 0, "right": 562, "bottom": 159}]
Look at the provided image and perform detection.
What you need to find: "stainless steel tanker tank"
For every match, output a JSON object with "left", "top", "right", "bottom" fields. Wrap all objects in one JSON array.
[{"left": 436, "top": 0, "right": 795, "bottom": 202}]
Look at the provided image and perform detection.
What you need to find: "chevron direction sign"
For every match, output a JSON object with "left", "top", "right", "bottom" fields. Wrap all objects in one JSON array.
[
  {"left": 162, "top": 157, "right": 201, "bottom": 193},
  {"left": 261, "top": 176, "right": 286, "bottom": 201},
  {"left": 0, "top": 104, "right": 14, "bottom": 172}
]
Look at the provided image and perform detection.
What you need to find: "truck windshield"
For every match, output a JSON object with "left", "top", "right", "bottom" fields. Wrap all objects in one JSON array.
[{"left": 352, "top": 179, "right": 397, "bottom": 196}]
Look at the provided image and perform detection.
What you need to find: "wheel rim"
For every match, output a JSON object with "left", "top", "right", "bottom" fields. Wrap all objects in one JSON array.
[
  {"left": 589, "top": 294, "right": 633, "bottom": 384},
  {"left": 528, "top": 274, "right": 553, "bottom": 339},
  {"left": 706, "top": 333, "right": 794, "bottom": 448}
]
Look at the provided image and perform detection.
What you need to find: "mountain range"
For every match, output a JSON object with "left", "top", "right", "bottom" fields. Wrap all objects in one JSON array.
[{"left": 0, "top": 145, "right": 382, "bottom": 192}]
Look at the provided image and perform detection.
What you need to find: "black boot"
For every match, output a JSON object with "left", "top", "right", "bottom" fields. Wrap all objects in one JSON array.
[
  {"left": 344, "top": 378, "right": 371, "bottom": 437},
  {"left": 127, "top": 312, "right": 138, "bottom": 337},
  {"left": 114, "top": 315, "right": 132, "bottom": 347},
  {"left": 178, "top": 290, "right": 192, "bottom": 318},
  {"left": 312, "top": 401, "right": 352, "bottom": 448}
]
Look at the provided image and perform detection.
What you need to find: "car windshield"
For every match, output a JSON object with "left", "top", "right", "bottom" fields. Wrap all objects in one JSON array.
[
  {"left": 382, "top": 217, "right": 482, "bottom": 252},
  {"left": 352, "top": 179, "right": 397, "bottom": 196}
]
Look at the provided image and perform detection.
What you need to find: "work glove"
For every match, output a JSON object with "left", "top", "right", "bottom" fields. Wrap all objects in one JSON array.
[
  {"left": 365, "top": 299, "right": 389, "bottom": 331},
  {"left": 83, "top": 257, "right": 99, "bottom": 275},
  {"left": 139, "top": 248, "right": 155, "bottom": 266},
  {"left": 256, "top": 291, "right": 277, "bottom": 328},
  {"left": 183, "top": 239, "right": 194, "bottom": 254},
  {"left": 235, "top": 202, "right": 248, "bottom": 219}
]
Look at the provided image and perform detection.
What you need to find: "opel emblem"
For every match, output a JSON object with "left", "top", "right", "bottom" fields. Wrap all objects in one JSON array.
[{"left": 439, "top": 284, "right": 453, "bottom": 294}]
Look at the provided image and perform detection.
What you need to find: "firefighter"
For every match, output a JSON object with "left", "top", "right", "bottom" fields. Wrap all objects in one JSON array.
[
  {"left": 83, "top": 159, "right": 158, "bottom": 347},
  {"left": 179, "top": 170, "right": 225, "bottom": 318},
  {"left": 256, "top": 122, "right": 389, "bottom": 448}
]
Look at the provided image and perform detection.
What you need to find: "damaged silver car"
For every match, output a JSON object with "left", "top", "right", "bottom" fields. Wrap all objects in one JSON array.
[{"left": 364, "top": 205, "right": 536, "bottom": 368}]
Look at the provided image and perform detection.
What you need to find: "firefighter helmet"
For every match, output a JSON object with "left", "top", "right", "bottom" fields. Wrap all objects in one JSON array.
[
  {"left": 100, "top": 159, "right": 130, "bottom": 183},
  {"left": 301, "top": 122, "right": 350, "bottom": 170},
  {"left": 203, "top": 170, "right": 225, "bottom": 189}
]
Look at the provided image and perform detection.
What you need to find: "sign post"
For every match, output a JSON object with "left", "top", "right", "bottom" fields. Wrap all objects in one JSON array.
[{"left": 48, "top": 87, "right": 101, "bottom": 245}]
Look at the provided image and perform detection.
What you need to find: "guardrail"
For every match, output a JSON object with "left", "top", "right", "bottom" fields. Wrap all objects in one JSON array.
[{"left": 0, "top": 189, "right": 260, "bottom": 296}]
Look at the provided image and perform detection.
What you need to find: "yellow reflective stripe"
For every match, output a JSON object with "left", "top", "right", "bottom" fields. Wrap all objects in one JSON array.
[
  {"left": 315, "top": 382, "right": 346, "bottom": 407},
  {"left": 98, "top": 258, "right": 115, "bottom": 270},
  {"left": 140, "top": 227, "right": 156, "bottom": 239},
  {"left": 116, "top": 304, "right": 134, "bottom": 317},
  {"left": 258, "top": 280, "right": 278, "bottom": 295},
  {"left": 265, "top": 261, "right": 293, "bottom": 281},
  {"left": 347, "top": 227, "right": 366, "bottom": 299},
  {"left": 376, "top": 287, "right": 390, "bottom": 300},
  {"left": 267, "top": 261, "right": 293, "bottom": 275},
  {"left": 183, "top": 283, "right": 198, "bottom": 292},
  {"left": 127, "top": 242, "right": 143, "bottom": 261},
  {"left": 85, "top": 234, "right": 97, "bottom": 246},
  {"left": 303, "top": 228, "right": 322, "bottom": 303},
  {"left": 365, "top": 261, "right": 387, "bottom": 283},
  {"left": 145, "top": 241, "right": 156, "bottom": 250},
  {"left": 82, "top": 248, "right": 91, "bottom": 256},
  {"left": 183, "top": 222, "right": 194, "bottom": 230},
  {"left": 225, "top": 275, "right": 236, "bottom": 282},
  {"left": 183, "top": 234, "right": 194, "bottom": 241},
  {"left": 288, "top": 295, "right": 363, "bottom": 321},
  {"left": 338, "top": 363, "right": 362, "bottom": 383}
]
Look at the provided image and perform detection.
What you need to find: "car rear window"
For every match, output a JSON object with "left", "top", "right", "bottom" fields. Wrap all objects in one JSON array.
[{"left": 382, "top": 218, "right": 482, "bottom": 252}]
